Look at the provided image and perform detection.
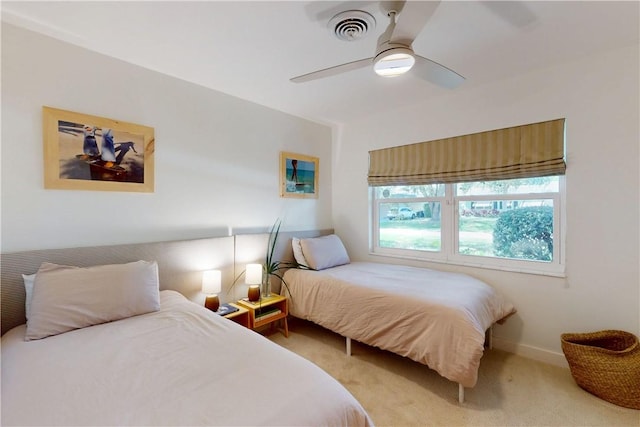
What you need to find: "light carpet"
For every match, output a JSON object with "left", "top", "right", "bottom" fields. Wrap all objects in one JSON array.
[{"left": 269, "top": 318, "right": 639, "bottom": 427}]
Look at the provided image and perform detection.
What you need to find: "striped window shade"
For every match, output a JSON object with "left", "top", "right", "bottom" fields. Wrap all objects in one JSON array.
[{"left": 368, "top": 118, "right": 566, "bottom": 186}]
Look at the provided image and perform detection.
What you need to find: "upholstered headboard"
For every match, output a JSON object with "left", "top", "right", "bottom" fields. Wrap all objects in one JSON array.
[
  {"left": 1, "top": 229, "right": 332, "bottom": 336},
  {"left": 0, "top": 236, "right": 234, "bottom": 335}
]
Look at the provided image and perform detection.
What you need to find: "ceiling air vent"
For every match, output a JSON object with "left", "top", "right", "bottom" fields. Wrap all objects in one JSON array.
[{"left": 328, "top": 10, "right": 376, "bottom": 42}]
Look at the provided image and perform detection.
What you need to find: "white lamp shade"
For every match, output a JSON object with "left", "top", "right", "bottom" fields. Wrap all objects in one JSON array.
[
  {"left": 245, "top": 263, "right": 262, "bottom": 285},
  {"left": 202, "top": 270, "right": 222, "bottom": 294}
]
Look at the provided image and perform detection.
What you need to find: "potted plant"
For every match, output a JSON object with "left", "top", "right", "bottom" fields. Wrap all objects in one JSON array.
[
  {"left": 262, "top": 218, "right": 309, "bottom": 298},
  {"left": 228, "top": 218, "right": 308, "bottom": 301}
]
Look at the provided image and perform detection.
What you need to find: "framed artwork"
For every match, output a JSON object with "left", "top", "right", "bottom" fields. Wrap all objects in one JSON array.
[
  {"left": 42, "top": 106, "right": 155, "bottom": 192},
  {"left": 279, "top": 151, "right": 319, "bottom": 199}
]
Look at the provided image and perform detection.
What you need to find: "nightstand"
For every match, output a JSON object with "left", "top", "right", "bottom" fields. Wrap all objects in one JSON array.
[
  {"left": 221, "top": 303, "right": 250, "bottom": 328},
  {"left": 236, "top": 294, "right": 288, "bottom": 337}
]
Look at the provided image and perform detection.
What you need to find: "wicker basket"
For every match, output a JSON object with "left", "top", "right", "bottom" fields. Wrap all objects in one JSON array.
[{"left": 561, "top": 330, "right": 640, "bottom": 409}]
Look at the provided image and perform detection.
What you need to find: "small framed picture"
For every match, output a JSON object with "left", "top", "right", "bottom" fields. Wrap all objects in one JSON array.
[
  {"left": 280, "top": 151, "right": 318, "bottom": 199},
  {"left": 42, "top": 106, "right": 155, "bottom": 192}
]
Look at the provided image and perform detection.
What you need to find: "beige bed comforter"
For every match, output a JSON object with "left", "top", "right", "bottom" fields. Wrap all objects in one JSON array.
[
  {"left": 2, "top": 290, "right": 372, "bottom": 426},
  {"left": 284, "top": 262, "right": 516, "bottom": 388}
]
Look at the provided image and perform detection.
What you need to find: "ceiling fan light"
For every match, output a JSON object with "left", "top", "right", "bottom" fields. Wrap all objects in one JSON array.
[{"left": 374, "top": 49, "right": 415, "bottom": 77}]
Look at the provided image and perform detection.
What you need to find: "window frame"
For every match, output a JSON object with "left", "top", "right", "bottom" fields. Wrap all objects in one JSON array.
[{"left": 370, "top": 178, "right": 566, "bottom": 277}]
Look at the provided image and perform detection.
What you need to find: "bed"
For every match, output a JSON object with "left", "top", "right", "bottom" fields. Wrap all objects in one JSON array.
[
  {"left": 285, "top": 234, "right": 517, "bottom": 402},
  {"left": 1, "top": 238, "right": 372, "bottom": 426}
]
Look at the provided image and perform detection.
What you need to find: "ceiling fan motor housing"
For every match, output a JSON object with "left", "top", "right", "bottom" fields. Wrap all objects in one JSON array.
[{"left": 374, "top": 43, "right": 415, "bottom": 77}]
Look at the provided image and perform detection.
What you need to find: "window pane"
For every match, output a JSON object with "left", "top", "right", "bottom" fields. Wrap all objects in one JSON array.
[
  {"left": 379, "top": 202, "right": 442, "bottom": 251},
  {"left": 374, "top": 184, "right": 445, "bottom": 199},
  {"left": 458, "top": 199, "right": 554, "bottom": 261},
  {"left": 456, "top": 177, "right": 559, "bottom": 196}
]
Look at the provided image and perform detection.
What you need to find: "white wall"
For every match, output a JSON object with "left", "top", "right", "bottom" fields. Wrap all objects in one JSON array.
[
  {"left": 1, "top": 24, "right": 332, "bottom": 252},
  {"left": 333, "top": 44, "right": 640, "bottom": 365}
]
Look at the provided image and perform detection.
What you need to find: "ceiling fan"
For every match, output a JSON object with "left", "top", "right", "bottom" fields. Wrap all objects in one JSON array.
[{"left": 290, "top": 1, "right": 465, "bottom": 89}]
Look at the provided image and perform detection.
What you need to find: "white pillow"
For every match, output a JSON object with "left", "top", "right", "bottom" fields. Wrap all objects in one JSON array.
[
  {"left": 299, "top": 234, "right": 350, "bottom": 271},
  {"left": 291, "top": 237, "right": 308, "bottom": 266},
  {"left": 22, "top": 273, "right": 36, "bottom": 320},
  {"left": 26, "top": 260, "right": 160, "bottom": 341}
]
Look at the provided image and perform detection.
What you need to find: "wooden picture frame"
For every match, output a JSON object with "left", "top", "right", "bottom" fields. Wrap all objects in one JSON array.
[
  {"left": 279, "top": 151, "right": 318, "bottom": 199},
  {"left": 42, "top": 106, "right": 155, "bottom": 192}
]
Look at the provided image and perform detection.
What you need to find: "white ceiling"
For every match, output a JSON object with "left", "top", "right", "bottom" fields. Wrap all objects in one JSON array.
[{"left": 2, "top": 1, "right": 638, "bottom": 126}]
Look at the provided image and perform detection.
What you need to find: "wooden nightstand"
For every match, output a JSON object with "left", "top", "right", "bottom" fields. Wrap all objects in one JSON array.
[
  {"left": 221, "top": 303, "right": 250, "bottom": 328},
  {"left": 237, "top": 294, "right": 288, "bottom": 337}
]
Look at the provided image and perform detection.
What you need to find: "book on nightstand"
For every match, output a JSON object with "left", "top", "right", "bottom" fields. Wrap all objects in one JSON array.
[
  {"left": 216, "top": 303, "right": 239, "bottom": 316},
  {"left": 255, "top": 308, "right": 282, "bottom": 322}
]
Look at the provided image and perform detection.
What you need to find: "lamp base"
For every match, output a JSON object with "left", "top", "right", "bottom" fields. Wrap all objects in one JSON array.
[
  {"left": 248, "top": 285, "right": 261, "bottom": 302},
  {"left": 204, "top": 295, "right": 220, "bottom": 312}
]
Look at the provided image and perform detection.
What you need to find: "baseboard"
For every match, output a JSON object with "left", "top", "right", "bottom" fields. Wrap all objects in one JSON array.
[{"left": 492, "top": 337, "right": 569, "bottom": 368}]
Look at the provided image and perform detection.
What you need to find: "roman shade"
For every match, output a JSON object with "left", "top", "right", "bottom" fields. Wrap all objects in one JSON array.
[{"left": 368, "top": 118, "right": 566, "bottom": 186}]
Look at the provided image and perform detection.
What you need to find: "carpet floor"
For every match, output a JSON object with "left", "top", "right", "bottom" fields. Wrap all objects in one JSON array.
[{"left": 269, "top": 318, "right": 639, "bottom": 427}]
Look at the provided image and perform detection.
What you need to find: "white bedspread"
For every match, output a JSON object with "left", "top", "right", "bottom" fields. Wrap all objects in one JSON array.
[
  {"left": 284, "top": 262, "right": 516, "bottom": 388},
  {"left": 2, "top": 290, "right": 372, "bottom": 426}
]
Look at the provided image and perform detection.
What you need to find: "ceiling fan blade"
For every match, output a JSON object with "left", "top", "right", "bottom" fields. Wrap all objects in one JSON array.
[
  {"left": 481, "top": 1, "right": 537, "bottom": 28},
  {"left": 412, "top": 54, "right": 465, "bottom": 89},
  {"left": 290, "top": 58, "right": 372, "bottom": 83},
  {"left": 390, "top": 0, "right": 441, "bottom": 45}
]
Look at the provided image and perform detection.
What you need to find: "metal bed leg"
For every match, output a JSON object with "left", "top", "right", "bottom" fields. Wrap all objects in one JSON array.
[
  {"left": 458, "top": 384, "right": 465, "bottom": 403},
  {"left": 346, "top": 337, "right": 351, "bottom": 356}
]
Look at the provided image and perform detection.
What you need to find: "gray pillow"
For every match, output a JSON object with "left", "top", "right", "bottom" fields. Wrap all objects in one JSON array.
[
  {"left": 26, "top": 260, "right": 160, "bottom": 340},
  {"left": 291, "top": 237, "right": 308, "bottom": 266},
  {"left": 299, "top": 234, "right": 350, "bottom": 271},
  {"left": 22, "top": 273, "right": 36, "bottom": 320}
]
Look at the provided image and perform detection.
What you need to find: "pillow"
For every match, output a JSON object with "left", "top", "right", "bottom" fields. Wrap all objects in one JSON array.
[
  {"left": 22, "top": 273, "right": 36, "bottom": 320},
  {"left": 291, "top": 237, "right": 308, "bottom": 266},
  {"left": 299, "top": 234, "right": 350, "bottom": 271},
  {"left": 26, "top": 260, "right": 160, "bottom": 341}
]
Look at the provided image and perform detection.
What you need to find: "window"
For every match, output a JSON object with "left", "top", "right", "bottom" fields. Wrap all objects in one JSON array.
[{"left": 371, "top": 177, "right": 564, "bottom": 275}]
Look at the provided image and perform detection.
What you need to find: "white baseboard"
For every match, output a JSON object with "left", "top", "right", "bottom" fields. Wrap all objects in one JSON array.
[{"left": 492, "top": 337, "right": 569, "bottom": 368}]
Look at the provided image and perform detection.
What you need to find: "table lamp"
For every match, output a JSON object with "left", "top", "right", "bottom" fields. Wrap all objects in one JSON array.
[
  {"left": 245, "top": 263, "right": 262, "bottom": 302},
  {"left": 202, "top": 269, "right": 222, "bottom": 311}
]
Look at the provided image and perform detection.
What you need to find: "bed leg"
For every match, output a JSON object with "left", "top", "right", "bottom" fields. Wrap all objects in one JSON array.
[
  {"left": 458, "top": 384, "right": 465, "bottom": 403},
  {"left": 346, "top": 337, "right": 351, "bottom": 356}
]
